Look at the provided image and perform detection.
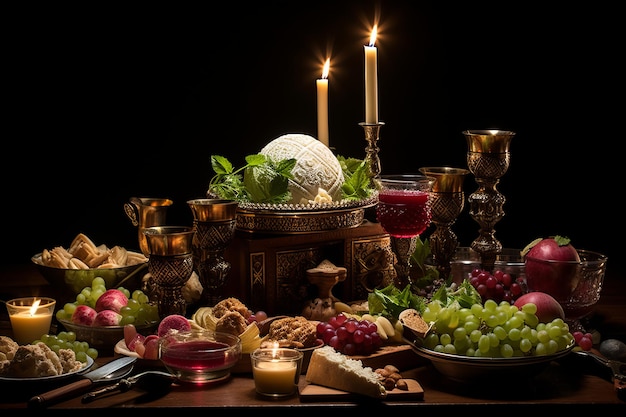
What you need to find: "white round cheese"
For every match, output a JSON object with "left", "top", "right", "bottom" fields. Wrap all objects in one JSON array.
[{"left": 259, "top": 133, "right": 344, "bottom": 204}]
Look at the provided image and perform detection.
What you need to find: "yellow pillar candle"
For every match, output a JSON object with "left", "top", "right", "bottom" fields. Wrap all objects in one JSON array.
[
  {"left": 364, "top": 24, "right": 378, "bottom": 124},
  {"left": 6, "top": 297, "right": 56, "bottom": 345},
  {"left": 316, "top": 58, "right": 330, "bottom": 147}
]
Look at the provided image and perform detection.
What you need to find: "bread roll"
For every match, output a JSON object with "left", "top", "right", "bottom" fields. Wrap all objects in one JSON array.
[{"left": 305, "top": 346, "right": 386, "bottom": 399}]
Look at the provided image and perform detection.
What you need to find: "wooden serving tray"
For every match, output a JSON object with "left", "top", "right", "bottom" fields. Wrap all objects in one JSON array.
[
  {"left": 299, "top": 379, "right": 424, "bottom": 402},
  {"left": 355, "top": 344, "right": 427, "bottom": 371}
]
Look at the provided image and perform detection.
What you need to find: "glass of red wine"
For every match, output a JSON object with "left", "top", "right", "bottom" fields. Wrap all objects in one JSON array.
[{"left": 376, "top": 174, "right": 435, "bottom": 288}]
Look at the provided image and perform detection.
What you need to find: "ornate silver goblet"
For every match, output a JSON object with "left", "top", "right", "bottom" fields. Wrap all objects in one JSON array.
[
  {"left": 419, "top": 167, "right": 470, "bottom": 280},
  {"left": 187, "top": 199, "right": 238, "bottom": 306},
  {"left": 463, "top": 129, "right": 515, "bottom": 272},
  {"left": 143, "top": 226, "right": 195, "bottom": 319}
]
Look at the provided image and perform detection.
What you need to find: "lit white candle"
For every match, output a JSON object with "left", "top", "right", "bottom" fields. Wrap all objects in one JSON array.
[
  {"left": 364, "top": 25, "right": 378, "bottom": 124},
  {"left": 316, "top": 58, "right": 330, "bottom": 147},
  {"left": 8, "top": 298, "right": 56, "bottom": 345},
  {"left": 253, "top": 359, "right": 298, "bottom": 394},
  {"left": 252, "top": 347, "right": 301, "bottom": 396}
]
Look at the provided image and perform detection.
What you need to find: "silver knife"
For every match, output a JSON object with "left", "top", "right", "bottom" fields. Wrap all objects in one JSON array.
[{"left": 28, "top": 356, "right": 137, "bottom": 408}]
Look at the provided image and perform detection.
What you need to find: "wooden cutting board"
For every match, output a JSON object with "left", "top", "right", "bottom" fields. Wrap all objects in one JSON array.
[{"left": 299, "top": 379, "right": 424, "bottom": 402}]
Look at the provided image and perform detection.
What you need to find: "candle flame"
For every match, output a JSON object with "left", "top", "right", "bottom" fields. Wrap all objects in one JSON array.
[
  {"left": 369, "top": 25, "right": 378, "bottom": 47},
  {"left": 321, "top": 58, "right": 330, "bottom": 79},
  {"left": 271, "top": 341, "right": 279, "bottom": 358},
  {"left": 29, "top": 299, "right": 41, "bottom": 316}
]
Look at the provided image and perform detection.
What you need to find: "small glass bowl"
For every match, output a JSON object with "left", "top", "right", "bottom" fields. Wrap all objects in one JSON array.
[
  {"left": 159, "top": 330, "right": 242, "bottom": 384},
  {"left": 448, "top": 247, "right": 528, "bottom": 303}
]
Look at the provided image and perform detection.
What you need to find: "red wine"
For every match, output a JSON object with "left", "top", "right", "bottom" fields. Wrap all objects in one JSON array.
[
  {"left": 161, "top": 340, "right": 239, "bottom": 371},
  {"left": 377, "top": 189, "right": 431, "bottom": 238}
]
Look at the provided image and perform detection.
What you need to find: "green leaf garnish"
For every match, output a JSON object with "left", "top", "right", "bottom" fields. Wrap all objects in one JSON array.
[
  {"left": 337, "top": 155, "right": 374, "bottom": 201},
  {"left": 209, "top": 154, "right": 295, "bottom": 203}
]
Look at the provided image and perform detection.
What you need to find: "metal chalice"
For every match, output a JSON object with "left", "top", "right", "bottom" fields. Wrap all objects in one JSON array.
[
  {"left": 463, "top": 129, "right": 515, "bottom": 272},
  {"left": 143, "top": 226, "right": 195, "bottom": 318},
  {"left": 187, "top": 199, "right": 238, "bottom": 306},
  {"left": 419, "top": 166, "right": 470, "bottom": 280}
]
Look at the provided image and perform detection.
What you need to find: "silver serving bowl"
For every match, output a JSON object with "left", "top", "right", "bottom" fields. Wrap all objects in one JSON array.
[{"left": 406, "top": 338, "right": 575, "bottom": 382}]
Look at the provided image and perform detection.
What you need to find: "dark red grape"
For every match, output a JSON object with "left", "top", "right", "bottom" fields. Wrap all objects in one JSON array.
[{"left": 468, "top": 268, "right": 527, "bottom": 304}]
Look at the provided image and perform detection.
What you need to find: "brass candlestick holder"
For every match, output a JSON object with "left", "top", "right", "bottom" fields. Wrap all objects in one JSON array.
[
  {"left": 143, "top": 226, "right": 195, "bottom": 319},
  {"left": 463, "top": 129, "right": 515, "bottom": 272},
  {"left": 419, "top": 166, "right": 470, "bottom": 280},
  {"left": 359, "top": 122, "right": 384, "bottom": 183},
  {"left": 188, "top": 198, "right": 238, "bottom": 306}
]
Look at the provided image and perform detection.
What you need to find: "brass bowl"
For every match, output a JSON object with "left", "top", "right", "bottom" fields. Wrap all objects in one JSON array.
[
  {"left": 32, "top": 253, "right": 148, "bottom": 296},
  {"left": 59, "top": 318, "right": 158, "bottom": 352}
]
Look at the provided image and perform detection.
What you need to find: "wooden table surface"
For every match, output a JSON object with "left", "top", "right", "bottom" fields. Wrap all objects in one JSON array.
[{"left": 1, "top": 263, "right": 624, "bottom": 412}]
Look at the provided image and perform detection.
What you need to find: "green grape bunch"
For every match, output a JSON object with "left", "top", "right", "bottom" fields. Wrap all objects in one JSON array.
[
  {"left": 55, "top": 277, "right": 159, "bottom": 326},
  {"left": 32, "top": 331, "right": 98, "bottom": 363},
  {"left": 421, "top": 298, "right": 574, "bottom": 358}
]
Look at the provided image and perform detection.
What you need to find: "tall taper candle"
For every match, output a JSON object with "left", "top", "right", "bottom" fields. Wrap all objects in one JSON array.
[
  {"left": 364, "top": 25, "right": 378, "bottom": 124},
  {"left": 316, "top": 58, "right": 330, "bottom": 147}
]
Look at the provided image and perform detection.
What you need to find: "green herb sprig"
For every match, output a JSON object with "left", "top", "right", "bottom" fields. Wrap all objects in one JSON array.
[
  {"left": 209, "top": 154, "right": 296, "bottom": 204},
  {"left": 209, "top": 154, "right": 375, "bottom": 204},
  {"left": 337, "top": 155, "right": 374, "bottom": 201}
]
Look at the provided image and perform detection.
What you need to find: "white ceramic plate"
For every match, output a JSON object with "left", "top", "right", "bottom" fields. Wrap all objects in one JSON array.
[
  {"left": 114, "top": 339, "right": 163, "bottom": 367},
  {"left": 0, "top": 355, "right": 94, "bottom": 382},
  {"left": 114, "top": 339, "right": 140, "bottom": 358}
]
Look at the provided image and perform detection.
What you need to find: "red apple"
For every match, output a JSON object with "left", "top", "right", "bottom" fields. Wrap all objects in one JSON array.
[
  {"left": 514, "top": 291, "right": 565, "bottom": 323},
  {"left": 71, "top": 304, "right": 97, "bottom": 326},
  {"left": 94, "top": 309, "right": 122, "bottom": 326},
  {"left": 95, "top": 289, "right": 129, "bottom": 313},
  {"left": 522, "top": 236, "right": 581, "bottom": 301}
]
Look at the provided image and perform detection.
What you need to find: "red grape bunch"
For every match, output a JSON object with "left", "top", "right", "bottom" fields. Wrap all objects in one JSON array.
[
  {"left": 316, "top": 313, "right": 383, "bottom": 356},
  {"left": 469, "top": 268, "right": 528, "bottom": 304}
]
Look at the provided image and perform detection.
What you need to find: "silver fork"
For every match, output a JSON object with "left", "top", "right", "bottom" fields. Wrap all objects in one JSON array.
[
  {"left": 574, "top": 350, "right": 625, "bottom": 399},
  {"left": 81, "top": 370, "right": 175, "bottom": 403}
]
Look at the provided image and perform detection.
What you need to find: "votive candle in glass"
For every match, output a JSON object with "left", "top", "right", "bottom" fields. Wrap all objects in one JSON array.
[
  {"left": 251, "top": 347, "right": 303, "bottom": 397},
  {"left": 6, "top": 297, "right": 56, "bottom": 344}
]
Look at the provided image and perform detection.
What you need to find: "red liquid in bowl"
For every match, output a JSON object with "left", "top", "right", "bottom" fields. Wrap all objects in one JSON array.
[
  {"left": 161, "top": 340, "right": 239, "bottom": 371},
  {"left": 377, "top": 190, "right": 431, "bottom": 238}
]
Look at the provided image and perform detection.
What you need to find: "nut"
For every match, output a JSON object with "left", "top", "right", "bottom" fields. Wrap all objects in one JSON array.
[{"left": 395, "top": 379, "right": 409, "bottom": 391}]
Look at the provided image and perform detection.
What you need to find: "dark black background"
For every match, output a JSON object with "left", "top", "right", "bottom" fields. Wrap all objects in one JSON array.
[{"left": 3, "top": 1, "right": 619, "bottom": 267}]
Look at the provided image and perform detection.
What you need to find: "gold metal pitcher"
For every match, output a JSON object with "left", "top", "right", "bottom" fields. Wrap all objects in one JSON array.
[{"left": 124, "top": 197, "right": 174, "bottom": 256}]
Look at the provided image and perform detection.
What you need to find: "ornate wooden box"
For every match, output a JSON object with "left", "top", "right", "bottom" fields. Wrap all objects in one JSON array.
[{"left": 223, "top": 220, "right": 394, "bottom": 316}]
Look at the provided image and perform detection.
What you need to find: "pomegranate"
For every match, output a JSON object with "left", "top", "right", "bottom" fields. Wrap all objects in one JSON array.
[{"left": 522, "top": 236, "right": 581, "bottom": 302}]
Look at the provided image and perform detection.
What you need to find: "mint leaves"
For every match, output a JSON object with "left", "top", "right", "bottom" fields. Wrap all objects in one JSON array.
[
  {"left": 209, "top": 153, "right": 374, "bottom": 204},
  {"left": 337, "top": 155, "right": 374, "bottom": 201},
  {"left": 209, "top": 154, "right": 296, "bottom": 204}
]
